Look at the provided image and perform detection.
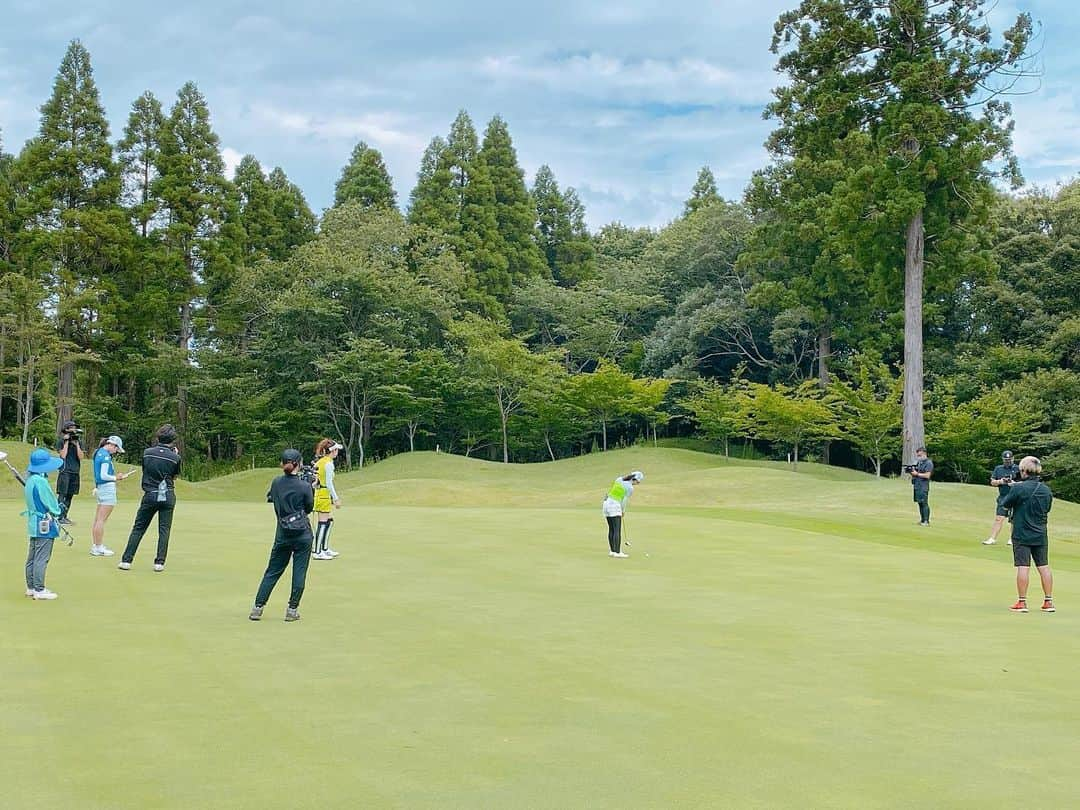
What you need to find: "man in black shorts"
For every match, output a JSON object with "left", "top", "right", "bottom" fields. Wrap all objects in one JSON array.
[
  {"left": 1000, "top": 456, "right": 1054, "bottom": 613},
  {"left": 982, "top": 450, "right": 1020, "bottom": 546}
]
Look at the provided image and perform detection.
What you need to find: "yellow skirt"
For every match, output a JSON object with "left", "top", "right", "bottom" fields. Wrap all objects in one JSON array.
[{"left": 314, "top": 488, "right": 333, "bottom": 513}]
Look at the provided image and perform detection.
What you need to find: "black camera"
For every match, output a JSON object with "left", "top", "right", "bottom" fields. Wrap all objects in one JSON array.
[
  {"left": 903, "top": 464, "right": 917, "bottom": 473},
  {"left": 298, "top": 463, "right": 318, "bottom": 487},
  {"left": 63, "top": 427, "right": 83, "bottom": 440}
]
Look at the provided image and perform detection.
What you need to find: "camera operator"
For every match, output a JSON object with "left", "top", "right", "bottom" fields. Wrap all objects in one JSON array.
[
  {"left": 249, "top": 449, "right": 315, "bottom": 622},
  {"left": 906, "top": 447, "right": 934, "bottom": 526},
  {"left": 118, "top": 424, "right": 181, "bottom": 572},
  {"left": 55, "top": 419, "right": 85, "bottom": 525},
  {"left": 982, "top": 450, "right": 1020, "bottom": 546},
  {"left": 1000, "top": 456, "right": 1054, "bottom": 613}
]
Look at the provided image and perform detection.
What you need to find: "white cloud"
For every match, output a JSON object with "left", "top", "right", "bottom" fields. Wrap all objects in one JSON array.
[{"left": 221, "top": 147, "right": 244, "bottom": 179}]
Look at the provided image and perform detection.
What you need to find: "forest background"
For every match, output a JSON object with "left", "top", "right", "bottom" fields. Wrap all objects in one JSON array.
[{"left": 1, "top": 2, "right": 1078, "bottom": 498}]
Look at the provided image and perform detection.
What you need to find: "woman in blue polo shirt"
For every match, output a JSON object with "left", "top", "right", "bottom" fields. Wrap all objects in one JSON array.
[{"left": 91, "top": 435, "right": 132, "bottom": 557}]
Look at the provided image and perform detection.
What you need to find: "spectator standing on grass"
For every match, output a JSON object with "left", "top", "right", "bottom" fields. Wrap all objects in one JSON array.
[
  {"left": 602, "top": 471, "right": 644, "bottom": 558},
  {"left": 90, "top": 436, "right": 133, "bottom": 557},
  {"left": 119, "top": 424, "right": 181, "bottom": 573},
  {"left": 312, "top": 438, "right": 343, "bottom": 560},
  {"left": 250, "top": 449, "right": 315, "bottom": 622},
  {"left": 1002, "top": 456, "right": 1055, "bottom": 614},
  {"left": 908, "top": 447, "right": 933, "bottom": 526},
  {"left": 982, "top": 450, "right": 1020, "bottom": 546},
  {"left": 56, "top": 419, "right": 85, "bottom": 525},
  {"left": 23, "top": 448, "right": 64, "bottom": 600}
]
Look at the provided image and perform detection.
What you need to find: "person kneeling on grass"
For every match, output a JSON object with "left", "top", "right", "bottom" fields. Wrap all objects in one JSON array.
[
  {"left": 602, "top": 471, "right": 644, "bottom": 558},
  {"left": 250, "top": 449, "right": 315, "bottom": 622},
  {"left": 23, "top": 448, "right": 65, "bottom": 600},
  {"left": 1002, "top": 456, "right": 1055, "bottom": 614}
]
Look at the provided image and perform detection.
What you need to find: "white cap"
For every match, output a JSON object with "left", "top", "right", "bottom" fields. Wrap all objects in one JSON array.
[
  {"left": 330, "top": 442, "right": 344, "bottom": 452},
  {"left": 107, "top": 435, "right": 125, "bottom": 452},
  {"left": 631, "top": 470, "right": 644, "bottom": 482}
]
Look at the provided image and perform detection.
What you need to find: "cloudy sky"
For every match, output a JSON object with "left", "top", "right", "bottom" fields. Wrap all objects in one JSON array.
[{"left": 1, "top": 1, "right": 1077, "bottom": 228}]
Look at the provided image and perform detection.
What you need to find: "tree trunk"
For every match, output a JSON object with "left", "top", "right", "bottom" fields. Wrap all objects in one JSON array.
[
  {"left": 177, "top": 300, "right": 192, "bottom": 444},
  {"left": 901, "top": 209, "right": 926, "bottom": 465},
  {"left": 793, "top": 441, "right": 799, "bottom": 469},
  {"left": 544, "top": 433, "right": 556, "bottom": 462},
  {"left": 500, "top": 408, "right": 509, "bottom": 463},
  {"left": 874, "top": 457, "right": 882, "bottom": 477},
  {"left": 818, "top": 327, "right": 831, "bottom": 465},
  {"left": 601, "top": 418, "right": 608, "bottom": 451}
]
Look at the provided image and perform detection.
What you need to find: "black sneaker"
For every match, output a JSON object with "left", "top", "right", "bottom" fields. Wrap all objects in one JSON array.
[
  {"left": 58, "top": 517, "right": 73, "bottom": 526},
  {"left": 284, "top": 607, "right": 300, "bottom": 622},
  {"left": 249, "top": 605, "right": 264, "bottom": 621}
]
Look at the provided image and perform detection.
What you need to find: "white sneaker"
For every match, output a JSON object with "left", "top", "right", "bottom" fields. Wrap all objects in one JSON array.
[
  {"left": 91, "top": 545, "right": 116, "bottom": 556},
  {"left": 25, "top": 588, "right": 35, "bottom": 597},
  {"left": 325, "top": 549, "right": 340, "bottom": 558},
  {"left": 1007, "top": 539, "right": 1012, "bottom": 546},
  {"left": 153, "top": 563, "right": 165, "bottom": 572},
  {"left": 117, "top": 562, "right": 131, "bottom": 570},
  {"left": 312, "top": 551, "right": 332, "bottom": 560},
  {"left": 982, "top": 538, "right": 997, "bottom": 545},
  {"left": 32, "top": 589, "right": 58, "bottom": 600},
  {"left": 613, "top": 552, "right": 629, "bottom": 558}
]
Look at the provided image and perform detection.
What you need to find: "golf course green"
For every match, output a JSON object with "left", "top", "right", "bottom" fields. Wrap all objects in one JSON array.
[{"left": 2, "top": 444, "right": 1078, "bottom": 808}]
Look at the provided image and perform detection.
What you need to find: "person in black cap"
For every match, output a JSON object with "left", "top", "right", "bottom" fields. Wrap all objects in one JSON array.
[
  {"left": 118, "top": 424, "right": 182, "bottom": 572},
  {"left": 55, "top": 419, "right": 85, "bottom": 525},
  {"left": 249, "top": 448, "right": 315, "bottom": 622},
  {"left": 907, "top": 447, "right": 934, "bottom": 526},
  {"left": 982, "top": 450, "right": 1020, "bottom": 546}
]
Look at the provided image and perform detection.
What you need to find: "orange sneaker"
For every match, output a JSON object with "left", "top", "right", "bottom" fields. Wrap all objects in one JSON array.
[
  {"left": 1009, "top": 600, "right": 1029, "bottom": 613},
  {"left": 1041, "top": 600, "right": 1056, "bottom": 613}
]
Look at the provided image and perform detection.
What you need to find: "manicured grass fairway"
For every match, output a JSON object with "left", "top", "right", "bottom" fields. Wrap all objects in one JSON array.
[{"left": 2, "top": 447, "right": 1079, "bottom": 808}]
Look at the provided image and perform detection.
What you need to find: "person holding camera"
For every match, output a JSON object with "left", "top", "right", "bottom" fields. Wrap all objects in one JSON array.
[
  {"left": 982, "top": 450, "right": 1020, "bottom": 546},
  {"left": 118, "top": 424, "right": 181, "bottom": 572},
  {"left": 23, "top": 448, "right": 65, "bottom": 600},
  {"left": 312, "top": 438, "right": 343, "bottom": 560},
  {"left": 90, "top": 435, "right": 133, "bottom": 557},
  {"left": 56, "top": 419, "right": 85, "bottom": 525},
  {"left": 1000, "top": 456, "right": 1054, "bottom": 613},
  {"left": 906, "top": 447, "right": 934, "bottom": 526},
  {"left": 250, "top": 448, "right": 315, "bottom": 622}
]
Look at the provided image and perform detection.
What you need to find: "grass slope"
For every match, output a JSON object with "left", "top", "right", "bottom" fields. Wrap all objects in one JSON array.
[{"left": 1, "top": 447, "right": 1078, "bottom": 808}]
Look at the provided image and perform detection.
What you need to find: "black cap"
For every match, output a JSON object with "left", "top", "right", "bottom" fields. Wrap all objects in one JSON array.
[
  {"left": 1002, "top": 450, "right": 1013, "bottom": 459},
  {"left": 62, "top": 420, "right": 77, "bottom": 429},
  {"left": 281, "top": 448, "right": 302, "bottom": 464}
]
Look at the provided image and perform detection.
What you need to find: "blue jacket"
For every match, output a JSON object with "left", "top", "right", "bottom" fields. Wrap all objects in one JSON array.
[{"left": 24, "top": 474, "right": 61, "bottom": 538}]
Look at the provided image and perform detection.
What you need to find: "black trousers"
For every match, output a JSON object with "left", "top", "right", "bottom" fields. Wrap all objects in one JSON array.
[
  {"left": 123, "top": 492, "right": 176, "bottom": 565},
  {"left": 914, "top": 492, "right": 930, "bottom": 524},
  {"left": 606, "top": 516, "right": 622, "bottom": 553},
  {"left": 57, "top": 472, "right": 79, "bottom": 518},
  {"left": 255, "top": 532, "right": 313, "bottom": 609}
]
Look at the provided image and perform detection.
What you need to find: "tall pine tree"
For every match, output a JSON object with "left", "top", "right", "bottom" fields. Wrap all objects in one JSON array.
[
  {"left": 408, "top": 136, "right": 457, "bottom": 235},
  {"left": 533, "top": 165, "right": 595, "bottom": 286},
  {"left": 685, "top": 166, "right": 720, "bottom": 215},
  {"left": 154, "top": 81, "right": 233, "bottom": 440},
  {"left": 16, "top": 40, "right": 126, "bottom": 431},
  {"left": 267, "top": 167, "right": 316, "bottom": 259},
  {"left": 479, "top": 116, "right": 546, "bottom": 284},
  {"left": 334, "top": 141, "right": 396, "bottom": 209},
  {"left": 117, "top": 91, "right": 165, "bottom": 238}
]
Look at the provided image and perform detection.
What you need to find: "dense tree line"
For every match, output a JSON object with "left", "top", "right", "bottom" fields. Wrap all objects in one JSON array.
[{"left": 1, "top": 11, "right": 1077, "bottom": 498}]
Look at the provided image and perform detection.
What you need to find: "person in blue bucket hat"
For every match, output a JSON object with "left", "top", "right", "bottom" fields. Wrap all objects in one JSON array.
[{"left": 23, "top": 448, "right": 65, "bottom": 600}]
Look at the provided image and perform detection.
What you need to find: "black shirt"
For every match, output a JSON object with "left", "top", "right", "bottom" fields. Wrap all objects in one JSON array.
[
  {"left": 1001, "top": 477, "right": 1053, "bottom": 546},
  {"left": 268, "top": 473, "right": 314, "bottom": 537},
  {"left": 911, "top": 458, "right": 933, "bottom": 494},
  {"left": 56, "top": 437, "right": 83, "bottom": 475},
  {"left": 139, "top": 443, "right": 182, "bottom": 494},
  {"left": 991, "top": 463, "right": 1020, "bottom": 500}
]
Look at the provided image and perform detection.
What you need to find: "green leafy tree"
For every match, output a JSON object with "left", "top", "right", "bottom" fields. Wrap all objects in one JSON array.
[
  {"left": 684, "top": 166, "right": 720, "bottom": 216},
  {"left": 631, "top": 376, "right": 673, "bottom": 446},
  {"left": 569, "top": 360, "right": 638, "bottom": 451},
  {"left": 334, "top": 141, "right": 396, "bottom": 210},
  {"left": 117, "top": 90, "right": 165, "bottom": 237},
  {"left": 480, "top": 116, "right": 547, "bottom": 284},
  {"left": 266, "top": 167, "right": 316, "bottom": 259},
  {"left": 739, "top": 381, "right": 840, "bottom": 467},
  {"left": 682, "top": 381, "right": 743, "bottom": 457},
  {"left": 831, "top": 357, "right": 902, "bottom": 476},
  {"left": 15, "top": 39, "right": 125, "bottom": 431},
  {"left": 533, "top": 165, "right": 595, "bottom": 286},
  {"left": 768, "top": 0, "right": 1035, "bottom": 464},
  {"left": 154, "top": 80, "right": 234, "bottom": 438}
]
